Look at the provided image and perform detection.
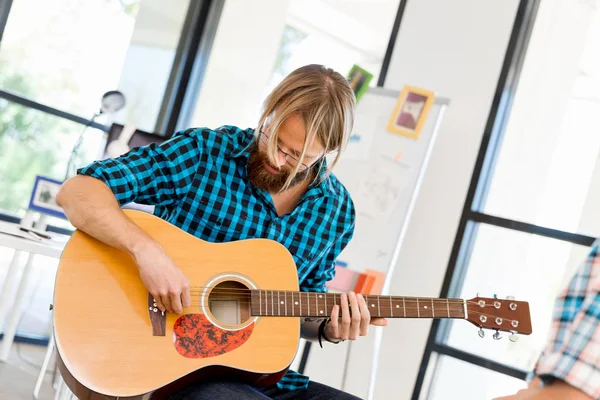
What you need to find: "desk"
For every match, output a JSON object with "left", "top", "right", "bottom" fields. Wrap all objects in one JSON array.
[{"left": 0, "top": 220, "right": 68, "bottom": 362}]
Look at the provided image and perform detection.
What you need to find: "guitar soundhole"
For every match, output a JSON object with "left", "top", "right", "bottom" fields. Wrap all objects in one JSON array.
[{"left": 208, "top": 281, "right": 251, "bottom": 326}]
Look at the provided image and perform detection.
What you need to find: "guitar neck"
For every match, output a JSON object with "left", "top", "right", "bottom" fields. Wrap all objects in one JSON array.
[{"left": 250, "top": 290, "right": 466, "bottom": 319}]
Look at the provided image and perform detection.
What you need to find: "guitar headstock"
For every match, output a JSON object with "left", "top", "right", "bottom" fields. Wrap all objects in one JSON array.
[{"left": 465, "top": 295, "right": 532, "bottom": 341}]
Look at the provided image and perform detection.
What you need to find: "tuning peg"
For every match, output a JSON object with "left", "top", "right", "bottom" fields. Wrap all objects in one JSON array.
[
  {"left": 478, "top": 328, "right": 485, "bottom": 338},
  {"left": 509, "top": 332, "right": 518, "bottom": 342},
  {"left": 493, "top": 294, "right": 498, "bottom": 299},
  {"left": 506, "top": 295, "right": 515, "bottom": 300},
  {"left": 493, "top": 330, "right": 502, "bottom": 340}
]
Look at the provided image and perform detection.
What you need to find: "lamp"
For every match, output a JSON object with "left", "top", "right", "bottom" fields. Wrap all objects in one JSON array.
[{"left": 63, "top": 90, "right": 126, "bottom": 181}]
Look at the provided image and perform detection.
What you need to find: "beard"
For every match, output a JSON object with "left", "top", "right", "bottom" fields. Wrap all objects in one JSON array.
[{"left": 247, "top": 143, "right": 312, "bottom": 193}]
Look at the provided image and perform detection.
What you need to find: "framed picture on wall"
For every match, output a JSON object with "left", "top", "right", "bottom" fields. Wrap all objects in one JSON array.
[
  {"left": 28, "top": 175, "right": 67, "bottom": 219},
  {"left": 386, "top": 85, "right": 435, "bottom": 140},
  {"left": 347, "top": 64, "right": 373, "bottom": 103}
]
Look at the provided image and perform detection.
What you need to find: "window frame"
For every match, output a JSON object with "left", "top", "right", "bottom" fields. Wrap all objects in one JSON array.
[{"left": 412, "top": 0, "right": 598, "bottom": 398}]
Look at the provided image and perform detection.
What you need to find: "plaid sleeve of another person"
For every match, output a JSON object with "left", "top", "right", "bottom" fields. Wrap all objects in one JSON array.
[{"left": 534, "top": 239, "right": 600, "bottom": 398}]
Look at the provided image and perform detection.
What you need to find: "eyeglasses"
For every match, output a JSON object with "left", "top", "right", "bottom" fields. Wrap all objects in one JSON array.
[{"left": 258, "top": 128, "right": 310, "bottom": 170}]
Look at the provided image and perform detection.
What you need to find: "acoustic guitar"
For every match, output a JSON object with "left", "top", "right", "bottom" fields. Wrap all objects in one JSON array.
[{"left": 52, "top": 209, "right": 532, "bottom": 399}]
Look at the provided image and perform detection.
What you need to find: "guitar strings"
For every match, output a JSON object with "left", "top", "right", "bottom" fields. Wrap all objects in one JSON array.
[
  {"left": 184, "top": 286, "right": 473, "bottom": 301},
  {"left": 164, "top": 304, "right": 520, "bottom": 325},
  {"left": 184, "top": 287, "right": 511, "bottom": 308}
]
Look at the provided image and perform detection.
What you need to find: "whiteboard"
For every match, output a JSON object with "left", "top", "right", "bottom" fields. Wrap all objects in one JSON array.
[{"left": 329, "top": 87, "right": 450, "bottom": 290}]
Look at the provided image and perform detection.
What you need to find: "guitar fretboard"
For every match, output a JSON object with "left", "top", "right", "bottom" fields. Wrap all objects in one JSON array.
[{"left": 249, "top": 290, "right": 466, "bottom": 319}]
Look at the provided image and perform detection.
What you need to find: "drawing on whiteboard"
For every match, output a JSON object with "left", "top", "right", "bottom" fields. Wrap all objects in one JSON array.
[{"left": 353, "top": 155, "right": 411, "bottom": 219}]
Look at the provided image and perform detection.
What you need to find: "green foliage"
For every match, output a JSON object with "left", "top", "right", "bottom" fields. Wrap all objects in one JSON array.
[{"left": 0, "top": 73, "right": 64, "bottom": 213}]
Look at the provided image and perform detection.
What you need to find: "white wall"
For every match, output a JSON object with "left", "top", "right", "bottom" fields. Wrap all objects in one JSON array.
[{"left": 330, "top": 1, "right": 520, "bottom": 399}]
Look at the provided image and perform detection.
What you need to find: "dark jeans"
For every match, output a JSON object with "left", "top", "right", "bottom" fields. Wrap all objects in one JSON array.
[{"left": 168, "top": 380, "right": 362, "bottom": 400}]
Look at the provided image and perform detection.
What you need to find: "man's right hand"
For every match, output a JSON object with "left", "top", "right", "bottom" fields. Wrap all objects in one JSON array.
[{"left": 133, "top": 241, "right": 191, "bottom": 314}]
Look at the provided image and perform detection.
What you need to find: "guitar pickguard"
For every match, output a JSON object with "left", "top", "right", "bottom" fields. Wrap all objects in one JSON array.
[{"left": 173, "top": 314, "right": 253, "bottom": 358}]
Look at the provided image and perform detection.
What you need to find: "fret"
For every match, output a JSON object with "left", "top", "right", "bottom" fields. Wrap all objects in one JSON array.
[
  {"left": 299, "top": 292, "right": 302, "bottom": 316},
  {"left": 271, "top": 291, "right": 274, "bottom": 316},
  {"left": 431, "top": 298, "right": 435, "bottom": 318},
  {"left": 284, "top": 291, "right": 287, "bottom": 316},
  {"left": 316, "top": 293, "right": 322, "bottom": 316},
  {"left": 403, "top": 297, "right": 406, "bottom": 317},
  {"left": 377, "top": 296, "right": 381, "bottom": 317},
  {"left": 389, "top": 296, "right": 393, "bottom": 317},
  {"left": 307, "top": 292, "right": 310, "bottom": 317},
  {"left": 446, "top": 298, "right": 450, "bottom": 318},
  {"left": 416, "top": 298, "right": 420, "bottom": 317},
  {"left": 277, "top": 291, "right": 281, "bottom": 316},
  {"left": 325, "top": 293, "right": 328, "bottom": 316},
  {"left": 291, "top": 292, "right": 295, "bottom": 316}
]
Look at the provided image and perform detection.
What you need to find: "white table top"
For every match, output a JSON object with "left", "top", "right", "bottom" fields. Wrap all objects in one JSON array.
[{"left": 0, "top": 220, "right": 69, "bottom": 259}]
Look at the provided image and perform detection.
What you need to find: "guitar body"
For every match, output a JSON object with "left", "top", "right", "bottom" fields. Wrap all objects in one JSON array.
[{"left": 53, "top": 210, "right": 300, "bottom": 399}]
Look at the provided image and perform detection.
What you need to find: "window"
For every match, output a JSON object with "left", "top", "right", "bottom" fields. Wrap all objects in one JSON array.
[
  {"left": 0, "top": 0, "right": 195, "bottom": 218},
  {"left": 0, "top": 0, "right": 189, "bottom": 132},
  {"left": 0, "top": 101, "right": 105, "bottom": 220},
  {"left": 415, "top": 0, "right": 600, "bottom": 397},
  {"left": 424, "top": 355, "right": 526, "bottom": 400},
  {"left": 483, "top": 2, "right": 600, "bottom": 237},
  {"left": 444, "top": 225, "right": 590, "bottom": 371}
]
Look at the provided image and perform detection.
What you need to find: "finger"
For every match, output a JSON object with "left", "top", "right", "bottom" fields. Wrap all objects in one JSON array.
[
  {"left": 357, "top": 294, "right": 370, "bottom": 336},
  {"left": 181, "top": 285, "right": 192, "bottom": 309},
  {"left": 340, "top": 293, "right": 351, "bottom": 340},
  {"left": 161, "top": 293, "right": 173, "bottom": 313},
  {"left": 371, "top": 317, "right": 388, "bottom": 327},
  {"left": 171, "top": 290, "right": 183, "bottom": 314},
  {"left": 528, "top": 377, "right": 542, "bottom": 389},
  {"left": 348, "top": 292, "right": 361, "bottom": 340},
  {"left": 153, "top": 294, "right": 166, "bottom": 312},
  {"left": 329, "top": 305, "right": 340, "bottom": 339}
]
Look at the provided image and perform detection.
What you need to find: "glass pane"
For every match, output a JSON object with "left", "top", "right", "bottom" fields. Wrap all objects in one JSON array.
[
  {"left": 483, "top": 4, "right": 600, "bottom": 237},
  {"left": 191, "top": 0, "right": 399, "bottom": 128},
  {"left": 424, "top": 354, "right": 526, "bottom": 400},
  {"left": 0, "top": 100, "right": 105, "bottom": 222},
  {"left": 444, "top": 223, "right": 591, "bottom": 371},
  {"left": 0, "top": 0, "right": 189, "bottom": 132}
]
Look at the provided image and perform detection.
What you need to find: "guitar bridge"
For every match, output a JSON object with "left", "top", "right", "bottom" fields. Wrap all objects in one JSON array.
[{"left": 148, "top": 293, "right": 166, "bottom": 336}]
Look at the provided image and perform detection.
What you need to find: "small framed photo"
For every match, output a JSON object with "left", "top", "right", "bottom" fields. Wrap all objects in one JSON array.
[
  {"left": 347, "top": 64, "right": 373, "bottom": 103},
  {"left": 386, "top": 85, "right": 435, "bottom": 139},
  {"left": 28, "top": 175, "right": 66, "bottom": 219}
]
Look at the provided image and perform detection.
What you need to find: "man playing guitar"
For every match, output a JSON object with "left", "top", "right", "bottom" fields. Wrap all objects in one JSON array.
[{"left": 57, "top": 64, "right": 387, "bottom": 399}]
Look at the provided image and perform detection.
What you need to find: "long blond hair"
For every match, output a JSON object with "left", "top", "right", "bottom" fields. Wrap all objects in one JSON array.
[{"left": 257, "top": 64, "right": 356, "bottom": 190}]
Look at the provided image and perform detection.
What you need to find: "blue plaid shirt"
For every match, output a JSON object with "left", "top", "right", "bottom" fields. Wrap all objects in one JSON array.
[
  {"left": 77, "top": 125, "right": 355, "bottom": 391},
  {"left": 534, "top": 239, "right": 600, "bottom": 398}
]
